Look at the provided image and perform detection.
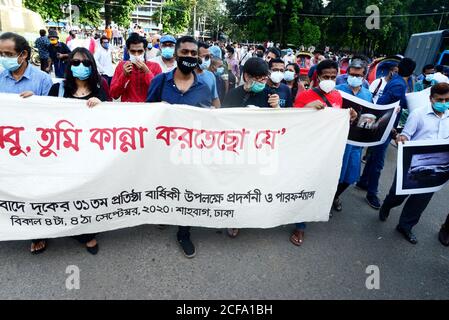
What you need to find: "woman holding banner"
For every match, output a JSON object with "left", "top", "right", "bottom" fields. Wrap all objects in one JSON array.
[{"left": 30, "top": 47, "right": 108, "bottom": 255}]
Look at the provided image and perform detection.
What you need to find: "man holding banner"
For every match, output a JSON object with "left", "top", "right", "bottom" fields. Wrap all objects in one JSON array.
[
  {"left": 379, "top": 83, "right": 449, "bottom": 244},
  {"left": 333, "top": 59, "right": 373, "bottom": 213}
]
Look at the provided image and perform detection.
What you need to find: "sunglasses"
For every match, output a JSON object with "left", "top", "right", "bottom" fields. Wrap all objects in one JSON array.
[{"left": 70, "top": 59, "right": 92, "bottom": 67}]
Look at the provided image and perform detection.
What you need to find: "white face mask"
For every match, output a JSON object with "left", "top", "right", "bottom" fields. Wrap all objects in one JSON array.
[
  {"left": 130, "top": 54, "right": 145, "bottom": 63},
  {"left": 319, "top": 79, "right": 336, "bottom": 93},
  {"left": 270, "top": 71, "right": 284, "bottom": 84}
]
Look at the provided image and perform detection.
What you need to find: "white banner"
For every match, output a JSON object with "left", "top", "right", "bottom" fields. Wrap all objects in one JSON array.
[
  {"left": 0, "top": 94, "right": 349, "bottom": 240},
  {"left": 396, "top": 139, "right": 449, "bottom": 195},
  {"left": 406, "top": 88, "right": 431, "bottom": 114}
]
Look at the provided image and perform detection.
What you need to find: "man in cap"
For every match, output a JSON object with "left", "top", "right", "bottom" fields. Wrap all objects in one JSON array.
[
  {"left": 149, "top": 35, "right": 177, "bottom": 73},
  {"left": 47, "top": 29, "right": 71, "bottom": 78}
]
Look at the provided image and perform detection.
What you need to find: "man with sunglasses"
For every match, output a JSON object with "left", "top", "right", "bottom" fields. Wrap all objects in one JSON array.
[
  {"left": 110, "top": 33, "right": 162, "bottom": 102},
  {"left": 48, "top": 30, "right": 71, "bottom": 79}
]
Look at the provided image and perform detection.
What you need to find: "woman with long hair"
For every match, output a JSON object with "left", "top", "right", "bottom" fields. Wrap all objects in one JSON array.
[{"left": 30, "top": 47, "right": 108, "bottom": 255}]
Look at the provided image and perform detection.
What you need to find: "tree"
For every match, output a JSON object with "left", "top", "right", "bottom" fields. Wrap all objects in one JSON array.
[{"left": 153, "top": 0, "right": 194, "bottom": 35}]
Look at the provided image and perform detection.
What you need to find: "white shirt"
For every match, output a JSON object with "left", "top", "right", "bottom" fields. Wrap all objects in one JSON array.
[
  {"left": 369, "top": 76, "right": 388, "bottom": 103},
  {"left": 149, "top": 55, "right": 177, "bottom": 73},
  {"left": 94, "top": 47, "right": 114, "bottom": 77},
  {"left": 401, "top": 104, "right": 449, "bottom": 141}
]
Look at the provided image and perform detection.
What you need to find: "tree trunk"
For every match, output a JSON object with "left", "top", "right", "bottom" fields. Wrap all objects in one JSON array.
[{"left": 104, "top": 0, "right": 112, "bottom": 27}]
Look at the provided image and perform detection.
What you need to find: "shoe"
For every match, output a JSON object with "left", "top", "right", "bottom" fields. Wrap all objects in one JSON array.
[
  {"left": 290, "top": 229, "right": 304, "bottom": 246},
  {"left": 378, "top": 205, "right": 390, "bottom": 221},
  {"left": 355, "top": 182, "right": 368, "bottom": 191},
  {"left": 396, "top": 225, "right": 418, "bottom": 244},
  {"left": 366, "top": 194, "right": 381, "bottom": 210},
  {"left": 438, "top": 224, "right": 449, "bottom": 247},
  {"left": 332, "top": 197, "right": 342, "bottom": 212},
  {"left": 86, "top": 244, "right": 99, "bottom": 255},
  {"left": 30, "top": 239, "right": 47, "bottom": 255},
  {"left": 178, "top": 238, "right": 196, "bottom": 258}
]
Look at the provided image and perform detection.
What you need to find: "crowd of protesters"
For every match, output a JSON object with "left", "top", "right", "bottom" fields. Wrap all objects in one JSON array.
[{"left": 1, "top": 29, "right": 449, "bottom": 258}]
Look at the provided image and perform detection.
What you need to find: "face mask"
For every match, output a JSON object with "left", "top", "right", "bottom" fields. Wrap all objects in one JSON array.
[
  {"left": 347, "top": 75, "right": 363, "bottom": 88},
  {"left": 199, "top": 57, "right": 211, "bottom": 70},
  {"left": 433, "top": 101, "right": 449, "bottom": 113},
  {"left": 161, "top": 47, "right": 175, "bottom": 59},
  {"left": 425, "top": 74, "right": 435, "bottom": 82},
  {"left": 319, "top": 79, "right": 336, "bottom": 93},
  {"left": 130, "top": 54, "right": 145, "bottom": 63},
  {"left": 256, "top": 52, "right": 264, "bottom": 58},
  {"left": 102, "top": 43, "right": 109, "bottom": 50},
  {"left": 71, "top": 64, "right": 92, "bottom": 80},
  {"left": 270, "top": 71, "right": 284, "bottom": 84},
  {"left": 250, "top": 80, "right": 266, "bottom": 93},
  {"left": 177, "top": 56, "right": 198, "bottom": 74},
  {"left": 215, "top": 67, "right": 225, "bottom": 76},
  {"left": 284, "top": 70, "right": 295, "bottom": 82},
  {"left": 0, "top": 52, "right": 23, "bottom": 72},
  {"left": 50, "top": 39, "right": 58, "bottom": 45}
]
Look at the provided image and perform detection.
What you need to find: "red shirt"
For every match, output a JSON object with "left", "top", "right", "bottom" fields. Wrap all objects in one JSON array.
[
  {"left": 294, "top": 88, "right": 343, "bottom": 109},
  {"left": 110, "top": 61, "right": 162, "bottom": 102}
]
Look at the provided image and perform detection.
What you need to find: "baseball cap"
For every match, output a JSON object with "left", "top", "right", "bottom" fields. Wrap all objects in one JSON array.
[
  {"left": 48, "top": 30, "right": 59, "bottom": 38},
  {"left": 160, "top": 35, "right": 176, "bottom": 44}
]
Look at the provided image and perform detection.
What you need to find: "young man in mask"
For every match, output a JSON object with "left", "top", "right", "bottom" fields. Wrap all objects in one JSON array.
[
  {"left": 379, "top": 83, "right": 449, "bottom": 244},
  {"left": 265, "top": 58, "right": 292, "bottom": 108},
  {"left": 149, "top": 35, "right": 177, "bottom": 73},
  {"left": 414, "top": 64, "right": 436, "bottom": 92},
  {"left": 209, "top": 57, "right": 227, "bottom": 102},
  {"left": 357, "top": 57, "right": 416, "bottom": 209},
  {"left": 222, "top": 57, "right": 280, "bottom": 109},
  {"left": 94, "top": 36, "right": 114, "bottom": 86},
  {"left": 47, "top": 29, "right": 71, "bottom": 78},
  {"left": 0, "top": 32, "right": 52, "bottom": 97},
  {"left": 254, "top": 45, "right": 265, "bottom": 58},
  {"left": 146, "top": 36, "right": 213, "bottom": 258},
  {"left": 110, "top": 33, "right": 162, "bottom": 102},
  {"left": 195, "top": 42, "right": 220, "bottom": 107}
]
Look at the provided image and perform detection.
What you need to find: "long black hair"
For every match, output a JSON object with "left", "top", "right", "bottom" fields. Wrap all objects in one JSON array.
[{"left": 64, "top": 47, "right": 101, "bottom": 96}]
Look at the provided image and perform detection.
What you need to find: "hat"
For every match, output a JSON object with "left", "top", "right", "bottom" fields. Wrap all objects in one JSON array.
[
  {"left": 48, "top": 30, "right": 59, "bottom": 38},
  {"left": 160, "top": 35, "right": 176, "bottom": 44},
  {"left": 209, "top": 45, "right": 222, "bottom": 59}
]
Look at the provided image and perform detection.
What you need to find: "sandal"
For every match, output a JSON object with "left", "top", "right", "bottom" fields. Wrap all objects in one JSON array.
[
  {"left": 30, "top": 239, "right": 47, "bottom": 254},
  {"left": 227, "top": 228, "right": 239, "bottom": 238},
  {"left": 290, "top": 230, "right": 304, "bottom": 246},
  {"left": 86, "top": 239, "right": 99, "bottom": 255}
]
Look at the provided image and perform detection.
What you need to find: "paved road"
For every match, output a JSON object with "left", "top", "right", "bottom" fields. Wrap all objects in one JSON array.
[{"left": 1, "top": 144, "right": 448, "bottom": 299}]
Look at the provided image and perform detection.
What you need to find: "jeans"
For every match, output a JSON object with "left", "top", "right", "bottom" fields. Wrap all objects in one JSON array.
[
  {"left": 177, "top": 226, "right": 191, "bottom": 240},
  {"left": 295, "top": 223, "right": 306, "bottom": 230},
  {"left": 382, "top": 174, "right": 434, "bottom": 232},
  {"left": 359, "top": 137, "right": 392, "bottom": 195}
]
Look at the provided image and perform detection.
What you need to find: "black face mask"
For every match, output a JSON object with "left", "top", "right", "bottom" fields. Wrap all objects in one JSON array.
[
  {"left": 177, "top": 56, "right": 198, "bottom": 74},
  {"left": 256, "top": 52, "right": 264, "bottom": 58}
]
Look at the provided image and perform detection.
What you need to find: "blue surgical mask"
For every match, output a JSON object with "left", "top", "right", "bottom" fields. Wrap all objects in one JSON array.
[
  {"left": 347, "top": 75, "right": 363, "bottom": 88},
  {"left": 161, "top": 47, "right": 175, "bottom": 59},
  {"left": 425, "top": 74, "right": 435, "bottom": 82},
  {"left": 215, "top": 67, "right": 224, "bottom": 76},
  {"left": 102, "top": 43, "right": 109, "bottom": 50},
  {"left": 71, "top": 64, "right": 92, "bottom": 80},
  {"left": 199, "top": 58, "right": 211, "bottom": 70},
  {"left": 284, "top": 70, "right": 295, "bottom": 82},
  {"left": 433, "top": 101, "right": 449, "bottom": 113},
  {"left": 250, "top": 80, "right": 266, "bottom": 93},
  {"left": 0, "top": 52, "right": 23, "bottom": 72}
]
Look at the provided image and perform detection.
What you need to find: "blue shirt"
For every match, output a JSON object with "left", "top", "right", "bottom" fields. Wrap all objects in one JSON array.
[
  {"left": 146, "top": 69, "right": 212, "bottom": 107},
  {"left": 401, "top": 104, "right": 449, "bottom": 141},
  {"left": 197, "top": 70, "right": 218, "bottom": 100},
  {"left": 0, "top": 63, "right": 53, "bottom": 96},
  {"left": 336, "top": 74, "right": 370, "bottom": 89},
  {"left": 35, "top": 36, "right": 50, "bottom": 59},
  {"left": 336, "top": 83, "right": 373, "bottom": 102},
  {"left": 377, "top": 74, "right": 408, "bottom": 127}
]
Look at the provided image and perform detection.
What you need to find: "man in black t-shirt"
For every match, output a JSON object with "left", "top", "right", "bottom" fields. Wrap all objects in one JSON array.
[
  {"left": 265, "top": 58, "right": 293, "bottom": 108},
  {"left": 222, "top": 57, "right": 280, "bottom": 109}
]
